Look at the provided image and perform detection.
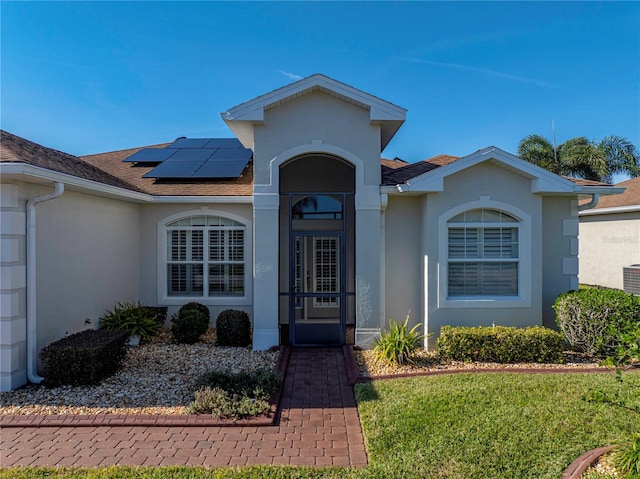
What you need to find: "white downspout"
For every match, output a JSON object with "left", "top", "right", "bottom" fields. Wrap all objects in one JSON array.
[
  {"left": 26, "top": 182, "right": 64, "bottom": 384},
  {"left": 578, "top": 194, "right": 600, "bottom": 211}
]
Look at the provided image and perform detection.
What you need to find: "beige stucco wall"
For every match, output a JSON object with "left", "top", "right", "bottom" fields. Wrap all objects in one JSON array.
[
  {"left": 33, "top": 186, "right": 141, "bottom": 360},
  {"left": 384, "top": 196, "right": 423, "bottom": 331},
  {"left": 579, "top": 211, "right": 640, "bottom": 290},
  {"left": 254, "top": 90, "right": 382, "bottom": 186},
  {"left": 541, "top": 197, "right": 579, "bottom": 327},
  {"left": 138, "top": 202, "right": 254, "bottom": 322},
  {"left": 421, "top": 161, "right": 545, "bottom": 347}
]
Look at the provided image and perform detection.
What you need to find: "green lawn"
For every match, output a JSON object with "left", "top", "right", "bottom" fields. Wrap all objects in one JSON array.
[{"left": 3, "top": 372, "right": 638, "bottom": 479}]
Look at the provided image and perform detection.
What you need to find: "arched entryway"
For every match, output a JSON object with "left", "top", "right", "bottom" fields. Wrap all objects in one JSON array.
[{"left": 278, "top": 155, "right": 355, "bottom": 345}]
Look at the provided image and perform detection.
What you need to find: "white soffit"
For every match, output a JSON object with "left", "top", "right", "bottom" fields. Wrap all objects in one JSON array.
[{"left": 220, "top": 74, "right": 407, "bottom": 150}]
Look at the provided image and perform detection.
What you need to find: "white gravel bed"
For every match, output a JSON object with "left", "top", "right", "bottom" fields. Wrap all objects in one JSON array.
[
  {"left": 0, "top": 330, "right": 278, "bottom": 416},
  {"left": 356, "top": 349, "right": 603, "bottom": 377}
]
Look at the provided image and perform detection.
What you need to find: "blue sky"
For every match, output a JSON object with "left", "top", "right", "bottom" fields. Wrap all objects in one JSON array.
[{"left": 2, "top": 1, "right": 639, "bottom": 175}]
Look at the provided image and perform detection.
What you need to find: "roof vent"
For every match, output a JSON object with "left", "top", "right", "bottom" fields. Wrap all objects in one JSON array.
[{"left": 623, "top": 265, "right": 640, "bottom": 296}]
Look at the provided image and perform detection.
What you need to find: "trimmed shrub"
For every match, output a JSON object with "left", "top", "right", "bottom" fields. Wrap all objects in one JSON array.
[
  {"left": 171, "top": 304, "right": 210, "bottom": 344},
  {"left": 554, "top": 288, "right": 640, "bottom": 358},
  {"left": 139, "top": 306, "right": 168, "bottom": 327},
  {"left": 180, "top": 302, "right": 210, "bottom": 321},
  {"left": 216, "top": 309, "right": 251, "bottom": 347},
  {"left": 40, "top": 329, "right": 129, "bottom": 386},
  {"left": 437, "top": 325, "right": 565, "bottom": 363},
  {"left": 98, "top": 301, "right": 159, "bottom": 340},
  {"left": 373, "top": 315, "right": 426, "bottom": 365},
  {"left": 189, "top": 368, "right": 281, "bottom": 417}
]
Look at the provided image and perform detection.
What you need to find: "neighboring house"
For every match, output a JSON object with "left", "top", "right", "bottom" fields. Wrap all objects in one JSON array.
[
  {"left": 579, "top": 177, "right": 640, "bottom": 291},
  {"left": 0, "top": 74, "right": 622, "bottom": 391}
]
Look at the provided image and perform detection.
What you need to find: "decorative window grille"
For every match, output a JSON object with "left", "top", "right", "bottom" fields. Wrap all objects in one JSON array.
[
  {"left": 313, "top": 236, "right": 339, "bottom": 307},
  {"left": 294, "top": 237, "right": 303, "bottom": 308},
  {"left": 167, "top": 216, "right": 245, "bottom": 297},
  {"left": 447, "top": 209, "right": 519, "bottom": 297}
]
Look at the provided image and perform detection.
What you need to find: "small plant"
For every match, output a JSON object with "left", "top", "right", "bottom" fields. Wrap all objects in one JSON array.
[
  {"left": 98, "top": 301, "right": 159, "bottom": 340},
  {"left": 170, "top": 302, "right": 210, "bottom": 344},
  {"left": 189, "top": 368, "right": 281, "bottom": 418},
  {"left": 197, "top": 368, "right": 281, "bottom": 398},
  {"left": 188, "top": 387, "right": 271, "bottom": 418},
  {"left": 216, "top": 309, "right": 251, "bottom": 347},
  {"left": 373, "top": 315, "right": 425, "bottom": 365},
  {"left": 611, "top": 433, "right": 640, "bottom": 478},
  {"left": 138, "top": 306, "right": 168, "bottom": 327}
]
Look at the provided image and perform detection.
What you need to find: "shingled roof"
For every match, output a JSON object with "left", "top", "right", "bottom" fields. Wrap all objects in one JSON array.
[
  {"left": 81, "top": 145, "right": 254, "bottom": 197},
  {"left": 381, "top": 154, "right": 460, "bottom": 185},
  {"left": 590, "top": 176, "right": 640, "bottom": 209},
  {"left": 0, "top": 130, "right": 141, "bottom": 192}
]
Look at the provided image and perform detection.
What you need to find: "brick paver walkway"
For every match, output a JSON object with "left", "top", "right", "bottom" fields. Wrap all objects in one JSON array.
[{"left": 0, "top": 348, "right": 367, "bottom": 468}]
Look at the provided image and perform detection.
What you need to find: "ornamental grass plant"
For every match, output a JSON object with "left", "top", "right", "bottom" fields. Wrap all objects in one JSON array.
[{"left": 373, "top": 315, "right": 425, "bottom": 366}]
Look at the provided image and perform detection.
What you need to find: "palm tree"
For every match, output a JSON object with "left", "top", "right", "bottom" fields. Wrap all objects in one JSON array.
[{"left": 517, "top": 134, "right": 639, "bottom": 183}]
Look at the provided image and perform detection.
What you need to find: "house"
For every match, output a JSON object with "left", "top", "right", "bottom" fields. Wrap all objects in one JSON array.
[
  {"left": 0, "top": 74, "right": 622, "bottom": 391},
  {"left": 579, "top": 176, "right": 640, "bottom": 291}
]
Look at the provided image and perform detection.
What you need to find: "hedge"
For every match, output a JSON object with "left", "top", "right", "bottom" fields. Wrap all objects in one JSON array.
[{"left": 437, "top": 325, "right": 565, "bottom": 363}]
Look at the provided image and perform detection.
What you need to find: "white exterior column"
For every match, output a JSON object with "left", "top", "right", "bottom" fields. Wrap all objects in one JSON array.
[
  {"left": 0, "top": 184, "right": 27, "bottom": 391},
  {"left": 354, "top": 187, "right": 383, "bottom": 348},
  {"left": 252, "top": 193, "right": 280, "bottom": 350}
]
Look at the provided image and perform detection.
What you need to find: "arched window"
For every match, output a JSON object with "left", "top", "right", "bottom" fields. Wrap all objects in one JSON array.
[
  {"left": 447, "top": 209, "right": 519, "bottom": 297},
  {"left": 166, "top": 215, "right": 245, "bottom": 297}
]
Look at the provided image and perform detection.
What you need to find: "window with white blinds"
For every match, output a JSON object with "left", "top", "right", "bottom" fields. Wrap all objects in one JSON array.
[
  {"left": 447, "top": 209, "right": 519, "bottom": 297},
  {"left": 313, "top": 236, "right": 339, "bottom": 307},
  {"left": 166, "top": 216, "right": 245, "bottom": 297}
]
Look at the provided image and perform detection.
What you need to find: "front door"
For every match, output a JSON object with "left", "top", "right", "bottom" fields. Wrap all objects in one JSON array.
[{"left": 290, "top": 233, "right": 344, "bottom": 345}]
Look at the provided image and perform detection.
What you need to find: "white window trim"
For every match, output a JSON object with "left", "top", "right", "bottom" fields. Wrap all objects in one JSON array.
[
  {"left": 157, "top": 209, "right": 252, "bottom": 306},
  {"left": 437, "top": 198, "right": 532, "bottom": 309}
]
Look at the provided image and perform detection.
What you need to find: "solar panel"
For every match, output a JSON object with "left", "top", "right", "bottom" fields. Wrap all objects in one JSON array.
[
  {"left": 165, "top": 148, "right": 216, "bottom": 162},
  {"left": 204, "top": 138, "right": 244, "bottom": 149},
  {"left": 123, "top": 137, "right": 252, "bottom": 180},
  {"left": 210, "top": 148, "right": 253, "bottom": 161},
  {"left": 123, "top": 148, "right": 178, "bottom": 162},
  {"left": 168, "top": 138, "right": 211, "bottom": 149},
  {"left": 143, "top": 160, "right": 205, "bottom": 178},
  {"left": 193, "top": 159, "right": 249, "bottom": 178}
]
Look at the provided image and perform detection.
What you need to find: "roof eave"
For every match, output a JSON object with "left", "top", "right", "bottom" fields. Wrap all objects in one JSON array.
[
  {"left": 1, "top": 163, "right": 256, "bottom": 204},
  {"left": 579, "top": 204, "right": 640, "bottom": 216},
  {"left": 0, "top": 162, "right": 151, "bottom": 202}
]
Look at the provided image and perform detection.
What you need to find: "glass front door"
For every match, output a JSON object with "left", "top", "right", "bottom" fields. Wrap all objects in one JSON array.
[{"left": 291, "top": 234, "right": 344, "bottom": 345}]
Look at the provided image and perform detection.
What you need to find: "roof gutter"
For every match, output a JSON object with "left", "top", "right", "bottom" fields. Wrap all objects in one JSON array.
[
  {"left": 26, "top": 181, "right": 64, "bottom": 384},
  {"left": 578, "top": 193, "right": 599, "bottom": 211}
]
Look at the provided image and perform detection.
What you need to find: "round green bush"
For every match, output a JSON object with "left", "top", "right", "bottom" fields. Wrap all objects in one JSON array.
[
  {"left": 216, "top": 309, "right": 251, "bottom": 347},
  {"left": 179, "top": 302, "right": 210, "bottom": 321},
  {"left": 171, "top": 303, "right": 210, "bottom": 344}
]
